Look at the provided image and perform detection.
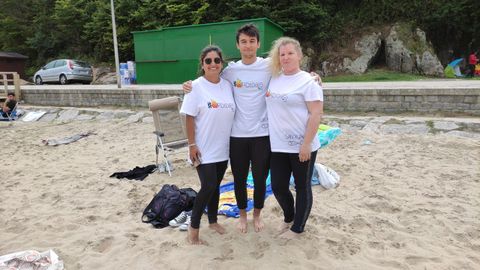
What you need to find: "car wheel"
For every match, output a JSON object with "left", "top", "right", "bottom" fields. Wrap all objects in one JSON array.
[
  {"left": 35, "top": 76, "right": 43, "bottom": 85},
  {"left": 59, "top": 74, "right": 68, "bottom": 85}
]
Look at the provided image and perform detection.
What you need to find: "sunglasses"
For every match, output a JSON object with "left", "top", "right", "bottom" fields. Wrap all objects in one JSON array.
[{"left": 204, "top": 57, "right": 222, "bottom": 64}]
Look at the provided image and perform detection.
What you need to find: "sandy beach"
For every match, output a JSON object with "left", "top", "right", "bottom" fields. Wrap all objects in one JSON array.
[{"left": 1, "top": 108, "right": 479, "bottom": 269}]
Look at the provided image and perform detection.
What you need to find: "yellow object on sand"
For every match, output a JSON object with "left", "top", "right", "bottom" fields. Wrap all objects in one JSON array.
[{"left": 318, "top": 124, "right": 332, "bottom": 132}]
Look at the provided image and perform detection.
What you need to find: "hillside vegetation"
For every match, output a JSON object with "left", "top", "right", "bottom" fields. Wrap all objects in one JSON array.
[{"left": 1, "top": 0, "right": 478, "bottom": 75}]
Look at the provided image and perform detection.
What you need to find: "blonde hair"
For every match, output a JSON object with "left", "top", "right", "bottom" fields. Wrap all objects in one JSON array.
[{"left": 268, "top": 37, "right": 303, "bottom": 77}]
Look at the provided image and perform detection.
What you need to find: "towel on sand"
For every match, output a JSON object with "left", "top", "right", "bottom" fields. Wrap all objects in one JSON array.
[
  {"left": 42, "top": 131, "right": 95, "bottom": 146},
  {"left": 217, "top": 181, "right": 273, "bottom": 218},
  {"left": 110, "top": 165, "right": 157, "bottom": 181}
]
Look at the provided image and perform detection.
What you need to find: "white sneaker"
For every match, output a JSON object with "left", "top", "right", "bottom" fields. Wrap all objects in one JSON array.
[
  {"left": 169, "top": 211, "right": 187, "bottom": 227},
  {"left": 179, "top": 215, "right": 191, "bottom": 231}
]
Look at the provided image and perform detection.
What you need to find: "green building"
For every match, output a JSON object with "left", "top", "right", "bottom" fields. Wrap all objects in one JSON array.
[{"left": 132, "top": 18, "right": 284, "bottom": 84}]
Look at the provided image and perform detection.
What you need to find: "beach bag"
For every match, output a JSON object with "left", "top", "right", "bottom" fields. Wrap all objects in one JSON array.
[
  {"left": 315, "top": 163, "right": 340, "bottom": 189},
  {"left": 142, "top": 184, "right": 197, "bottom": 228},
  {"left": 0, "top": 249, "right": 64, "bottom": 270}
]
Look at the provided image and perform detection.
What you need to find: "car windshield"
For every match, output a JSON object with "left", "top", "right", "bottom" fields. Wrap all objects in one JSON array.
[{"left": 72, "top": 60, "right": 90, "bottom": 68}]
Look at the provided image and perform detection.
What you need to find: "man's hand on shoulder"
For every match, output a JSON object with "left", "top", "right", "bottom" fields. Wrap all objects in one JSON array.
[
  {"left": 310, "top": 72, "right": 322, "bottom": 86},
  {"left": 183, "top": 80, "right": 193, "bottom": 93}
]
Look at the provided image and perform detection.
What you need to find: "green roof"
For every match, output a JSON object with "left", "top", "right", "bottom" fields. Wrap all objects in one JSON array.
[{"left": 131, "top": 17, "right": 284, "bottom": 34}]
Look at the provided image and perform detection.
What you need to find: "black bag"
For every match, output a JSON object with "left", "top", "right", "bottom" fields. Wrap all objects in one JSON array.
[{"left": 141, "top": 184, "right": 197, "bottom": 228}]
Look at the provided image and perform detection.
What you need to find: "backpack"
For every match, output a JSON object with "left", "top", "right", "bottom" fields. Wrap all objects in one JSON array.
[{"left": 141, "top": 184, "right": 197, "bottom": 228}]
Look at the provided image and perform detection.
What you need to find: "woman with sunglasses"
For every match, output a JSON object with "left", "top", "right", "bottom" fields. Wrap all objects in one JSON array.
[
  {"left": 266, "top": 37, "right": 323, "bottom": 239},
  {"left": 180, "top": 45, "right": 235, "bottom": 245}
]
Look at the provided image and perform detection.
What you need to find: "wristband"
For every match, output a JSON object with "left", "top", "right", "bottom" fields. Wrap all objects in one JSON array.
[{"left": 188, "top": 143, "right": 196, "bottom": 147}]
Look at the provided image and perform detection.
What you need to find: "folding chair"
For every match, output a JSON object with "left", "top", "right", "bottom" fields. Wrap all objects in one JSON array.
[{"left": 148, "top": 97, "right": 187, "bottom": 176}]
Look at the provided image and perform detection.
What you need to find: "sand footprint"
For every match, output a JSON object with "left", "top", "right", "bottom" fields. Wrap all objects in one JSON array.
[
  {"left": 325, "top": 237, "right": 361, "bottom": 258},
  {"left": 249, "top": 241, "right": 270, "bottom": 259},
  {"left": 92, "top": 236, "right": 114, "bottom": 253},
  {"left": 405, "top": 255, "right": 442, "bottom": 265},
  {"left": 214, "top": 244, "right": 234, "bottom": 261}
]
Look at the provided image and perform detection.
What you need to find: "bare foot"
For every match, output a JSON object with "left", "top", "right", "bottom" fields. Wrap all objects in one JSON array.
[
  {"left": 277, "top": 222, "right": 292, "bottom": 234},
  {"left": 209, "top": 223, "right": 226, "bottom": 234},
  {"left": 187, "top": 226, "right": 206, "bottom": 245},
  {"left": 253, "top": 208, "right": 264, "bottom": 232},
  {"left": 237, "top": 210, "right": 248, "bottom": 233},
  {"left": 279, "top": 229, "right": 300, "bottom": 240}
]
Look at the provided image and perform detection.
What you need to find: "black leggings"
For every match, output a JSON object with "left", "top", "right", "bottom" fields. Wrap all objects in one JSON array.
[
  {"left": 270, "top": 151, "right": 317, "bottom": 233},
  {"left": 190, "top": 160, "right": 228, "bottom": 229},
  {"left": 230, "top": 136, "right": 271, "bottom": 210}
]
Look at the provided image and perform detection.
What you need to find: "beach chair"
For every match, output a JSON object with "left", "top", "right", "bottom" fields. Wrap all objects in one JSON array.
[{"left": 148, "top": 97, "right": 187, "bottom": 176}]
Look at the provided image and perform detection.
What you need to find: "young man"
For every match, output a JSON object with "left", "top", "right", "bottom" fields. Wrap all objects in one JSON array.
[
  {"left": 1, "top": 92, "right": 17, "bottom": 117},
  {"left": 222, "top": 24, "right": 272, "bottom": 234},
  {"left": 184, "top": 24, "right": 321, "bottom": 233}
]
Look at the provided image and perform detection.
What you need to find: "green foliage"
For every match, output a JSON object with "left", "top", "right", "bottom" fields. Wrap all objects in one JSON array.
[{"left": 0, "top": 0, "right": 478, "bottom": 73}]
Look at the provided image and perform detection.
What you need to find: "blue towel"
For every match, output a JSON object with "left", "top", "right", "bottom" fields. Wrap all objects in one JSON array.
[{"left": 318, "top": 127, "right": 342, "bottom": 148}]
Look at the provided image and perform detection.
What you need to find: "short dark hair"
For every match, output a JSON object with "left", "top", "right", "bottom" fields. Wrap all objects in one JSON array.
[
  {"left": 236, "top": 23, "right": 260, "bottom": 44},
  {"left": 7, "top": 92, "right": 15, "bottom": 97},
  {"left": 198, "top": 45, "right": 224, "bottom": 75}
]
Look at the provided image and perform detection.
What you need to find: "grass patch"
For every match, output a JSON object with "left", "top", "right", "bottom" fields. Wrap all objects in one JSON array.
[
  {"left": 425, "top": 120, "right": 434, "bottom": 129},
  {"left": 424, "top": 120, "right": 441, "bottom": 134},
  {"left": 323, "top": 69, "right": 429, "bottom": 82},
  {"left": 384, "top": 118, "right": 404, "bottom": 125}
]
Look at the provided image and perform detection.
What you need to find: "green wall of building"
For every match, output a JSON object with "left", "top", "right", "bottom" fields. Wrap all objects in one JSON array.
[{"left": 132, "top": 18, "right": 284, "bottom": 84}]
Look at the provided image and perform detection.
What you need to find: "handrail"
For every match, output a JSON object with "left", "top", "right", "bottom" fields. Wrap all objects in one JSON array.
[{"left": 0, "top": 72, "right": 21, "bottom": 100}]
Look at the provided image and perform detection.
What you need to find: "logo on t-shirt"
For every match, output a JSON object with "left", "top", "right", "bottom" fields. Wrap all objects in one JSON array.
[
  {"left": 233, "top": 79, "right": 264, "bottom": 90},
  {"left": 207, "top": 99, "right": 235, "bottom": 112},
  {"left": 208, "top": 100, "right": 219, "bottom": 108},
  {"left": 286, "top": 134, "right": 304, "bottom": 146},
  {"left": 265, "top": 90, "right": 288, "bottom": 102},
  {"left": 233, "top": 79, "right": 243, "bottom": 88}
]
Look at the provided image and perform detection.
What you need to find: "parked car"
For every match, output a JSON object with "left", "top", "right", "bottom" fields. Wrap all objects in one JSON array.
[{"left": 34, "top": 59, "right": 93, "bottom": 85}]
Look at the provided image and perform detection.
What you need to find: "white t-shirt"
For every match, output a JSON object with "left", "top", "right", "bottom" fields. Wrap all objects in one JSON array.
[
  {"left": 221, "top": 57, "right": 271, "bottom": 137},
  {"left": 180, "top": 76, "right": 235, "bottom": 164},
  {"left": 266, "top": 71, "right": 323, "bottom": 153}
]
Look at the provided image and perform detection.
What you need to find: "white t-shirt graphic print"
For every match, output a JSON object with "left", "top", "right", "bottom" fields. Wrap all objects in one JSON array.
[
  {"left": 266, "top": 71, "right": 323, "bottom": 153},
  {"left": 221, "top": 57, "right": 271, "bottom": 137},
  {"left": 180, "top": 76, "right": 235, "bottom": 163}
]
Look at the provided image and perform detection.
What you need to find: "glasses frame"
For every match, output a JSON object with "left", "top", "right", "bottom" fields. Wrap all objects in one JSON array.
[{"left": 204, "top": 57, "right": 222, "bottom": 65}]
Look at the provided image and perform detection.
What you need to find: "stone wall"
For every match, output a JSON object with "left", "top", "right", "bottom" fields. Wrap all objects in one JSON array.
[
  {"left": 20, "top": 85, "right": 480, "bottom": 115},
  {"left": 21, "top": 86, "right": 184, "bottom": 108},
  {"left": 324, "top": 88, "right": 480, "bottom": 115}
]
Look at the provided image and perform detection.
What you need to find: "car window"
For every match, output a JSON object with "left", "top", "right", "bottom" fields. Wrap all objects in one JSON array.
[
  {"left": 72, "top": 60, "right": 90, "bottom": 68},
  {"left": 54, "top": 60, "right": 66, "bottom": 68},
  {"left": 45, "top": 61, "right": 56, "bottom": 69}
]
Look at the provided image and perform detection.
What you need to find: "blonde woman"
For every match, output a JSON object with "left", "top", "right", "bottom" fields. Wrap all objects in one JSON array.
[{"left": 266, "top": 37, "right": 323, "bottom": 239}]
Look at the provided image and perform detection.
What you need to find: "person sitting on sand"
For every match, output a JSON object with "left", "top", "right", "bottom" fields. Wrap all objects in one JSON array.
[
  {"left": 180, "top": 45, "right": 236, "bottom": 245},
  {"left": 1, "top": 92, "right": 17, "bottom": 117}
]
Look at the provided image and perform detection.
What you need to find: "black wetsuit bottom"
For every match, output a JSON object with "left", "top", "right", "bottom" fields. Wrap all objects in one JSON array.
[
  {"left": 230, "top": 136, "right": 271, "bottom": 210},
  {"left": 270, "top": 151, "right": 317, "bottom": 233},
  {"left": 190, "top": 160, "right": 228, "bottom": 229}
]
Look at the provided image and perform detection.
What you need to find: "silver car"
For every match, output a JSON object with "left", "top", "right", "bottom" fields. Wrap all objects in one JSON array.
[{"left": 34, "top": 59, "right": 93, "bottom": 85}]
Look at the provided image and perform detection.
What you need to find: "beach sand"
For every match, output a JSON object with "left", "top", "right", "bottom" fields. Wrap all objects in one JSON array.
[{"left": 1, "top": 111, "right": 479, "bottom": 269}]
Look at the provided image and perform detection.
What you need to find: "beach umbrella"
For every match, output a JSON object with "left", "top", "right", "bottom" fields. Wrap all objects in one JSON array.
[
  {"left": 448, "top": 58, "right": 463, "bottom": 67},
  {"left": 445, "top": 58, "right": 464, "bottom": 78}
]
